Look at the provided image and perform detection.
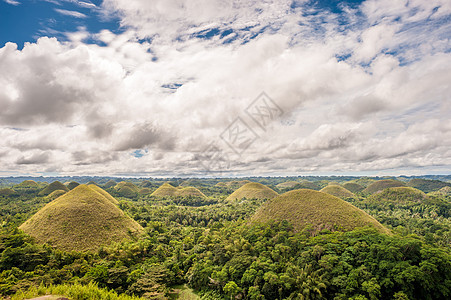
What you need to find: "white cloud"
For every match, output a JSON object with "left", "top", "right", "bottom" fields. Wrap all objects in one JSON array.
[
  {"left": 0, "top": 0, "right": 450, "bottom": 176},
  {"left": 3, "top": 0, "right": 20, "bottom": 5},
  {"left": 54, "top": 8, "right": 87, "bottom": 18}
]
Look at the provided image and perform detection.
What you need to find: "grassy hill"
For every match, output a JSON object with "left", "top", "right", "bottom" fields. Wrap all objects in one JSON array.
[
  {"left": 226, "top": 182, "right": 278, "bottom": 201},
  {"left": 0, "top": 188, "right": 16, "bottom": 196},
  {"left": 342, "top": 182, "right": 364, "bottom": 193},
  {"left": 114, "top": 181, "right": 140, "bottom": 198},
  {"left": 47, "top": 189, "right": 67, "bottom": 200},
  {"left": 407, "top": 178, "right": 451, "bottom": 193},
  {"left": 349, "top": 177, "right": 376, "bottom": 188},
  {"left": 292, "top": 181, "right": 321, "bottom": 191},
  {"left": 320, "top": 185, "right": 355, "bottom": 199},
  {"left": 362, "top": 179, "right": 405, "bottom": 194},
  {"left": 368, "top": 187, "right": 427, "bottom": 205},
  {"left": 66, "top": 181, "right": 80, "bottom": 190},
  {"left": 89, "top": 184, "right": 119, "bottom": 205},
  {"left": 19, "top": 184, "right": 143, "bottom": 252},
  {"left": 139, "top": 188, "right": 153, "bottom": 195},
  {"left": 251, "top": 189, "right": 389, "bottom": 234},
  {"left": 151, "top": 183, "right": 206, "bottom": 198},
  {"left": 215, "top": 180, "right": 251, "bottom": 189},
  {"left": 436, "top": 186, "right": 451, "bottom": 196},
  {"left": 39, "top": 181, "right": 69, "bottom": 196},
  {"left": 15, "top": 180, "right": 40, "bottom": 189},
  {"left": 275, "top": 181, "right": 299, "bottom": 189},
  {"left": 104, "top": 179, "right": 118, "bottom": 189}
]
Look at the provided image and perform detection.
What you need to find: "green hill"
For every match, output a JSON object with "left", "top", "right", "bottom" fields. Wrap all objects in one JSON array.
[
  {"left": 0, "top": 188, "right": 16, "bottom": 196},
  {"left": 226, "top": 182, "right": 278, "bottom": 201},
  {"left": 39, "top": 181, "right": 69, "bottom": 196},
  {"left": 66, "top": 181, "right": 80, "bottom": 190},
  {"left": 104, "top": 179, "right": 118, "bottom": 189},
  {"left": 276, "top": 181, "right": 299, "bottom": 189},
  {"left": 292, "top": 181, "right": 321, "bottom": 191},
  {"left": 114, "top": 181, "right": 139, "bottom": 198},
  {"left": 342, "top": 182, "right": 364, "bottom": 193},
  {"left": 15, "top": 180, "right": 39, "bottom": 189},
  {"left": 151, "top": 183, "right": 206, "bottom": 198},
  {"left": 436, "top": 186, "right": 451, "bottom": 196},
  {"left": 363, "top": 180, "right": 405, "bottom": 194},
  {"left": 139, "top": 188, "right": 152, "bottom": 195},
  {"left": 349, "top": 177, "right": 376, "bottom": 188},
  {"left": 19, "top": 185, "right": 143, "bottom": 252},
  {"left": 251, "top": 189, "right": 388, "bottom": 234},
  {"left": 407, "top": 178, "right": 451, "bottom": 193},
  {"left": 368, "top": 187, "right": 427, "bottom": 205},
  {"left": 215, "top": 180, "right": 251, "bottom": 189},
  {"left": 320, "top": 185, "right": 355, "bottom": 199}
]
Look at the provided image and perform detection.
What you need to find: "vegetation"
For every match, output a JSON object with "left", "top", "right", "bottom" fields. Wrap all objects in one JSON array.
[
  {"left": 363, "top": 179, "right": 406, "bottom": 194},
  {"left": 0, "top": 176, "right": 449, "bottom": 299},
  {"left": 275, "top": 181, "right": 299, "bottom": 189},
  {"left": 151, "top": 183, "right": 206, "bottom": 199},
  {"left": 226, "top": 182, "right": 278, "bottom": 201},
  {"left": 19, "top": 185, "right": 143, "bottom": 251},
  {"left": 408, "top": 178, "right": 451, "bottom": 193},
  {"left": 46, "top": 190, "right": 67, "bottom": 200},
  {"left": 342, "top": 182, "right": 364, "bottom": 193},
  {"left": 66, "top": 181, "right": 80, "bottom": 190},
  {"left": 320, "top": 185, "right": 355, "bottom": 199},
  {"left": 252, "top": 189, "right": 389, "bottom": 234},
  {"left": 39, "top": 181, "right": 69, "bottom": 196}
]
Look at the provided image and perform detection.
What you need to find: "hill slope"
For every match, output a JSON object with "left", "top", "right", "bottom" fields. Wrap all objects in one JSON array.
[
  {"left": 368, "top": 187, "right": 427, "bottom": 205},
  {"left": 39, "top": 181, "right": 69, "bottom": 196},
  {"left": 342, "top": 182, "right": 364, "bottom": 193},
  {"left": 407, "top": 178, "right": 451, "bottom": 193},
  {"left": 363, "top": 179, "right": 405, "bottom": 194},
  {"left": 226, "top": 182, "right": 278, "bottom": 201},
  {"left": 151, "top": 183, "right": 206, "bottom": 198},
  {"left": 19, "top": 185, "right": 143, "bottom": 251},
  {"left": 320, "top": 185, "right": 355, "bottom": 199},
  {"left": 251, "top": 189, "right": 388, "bottom": 234}
]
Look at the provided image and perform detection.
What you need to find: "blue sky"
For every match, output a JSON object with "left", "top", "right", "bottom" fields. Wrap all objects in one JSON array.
[{"left": 0, "top": 0, "right": 450, "bottom": 177}]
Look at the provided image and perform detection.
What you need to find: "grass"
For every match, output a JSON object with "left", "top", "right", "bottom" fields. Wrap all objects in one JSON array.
[
  {"left": 215, "top": 180, "right": 251, "bottom": 188},
  {"left": 46, "top": 189, "right": 67, "bottom": 200},
  {"left": 151, "top": 183, "right": 206, "bottom": 198},
  {"left": 320, "top": 185, "right": 355, "bottom": 199},
  {"left": 407, "top": 178, "right": 451, "bottom": 193},
  {"left": 362, "top": 179, "right": 405, "bottom": 194},
  {"left": 251, "top": 189, "right": 389, "bottom": 234},
  {"left": 66, "top": 181, "right": 80, "bottom": 190},
  {"left": 276, "top": 181, "right": 299, "bottom": 189},
  {"left": 88, "top": 184, "right": 119, "bottom": 205},
  {"left": 19, "top": 184, "right": 143, "bottom": 252},
  {"left": 0, "top": 188, "right": 16, "bottom": 196},
  {"left": 368, "top": 187, "right": 427, "bottom": 204},
  {"left": 138, "top": 188, "right": 152, "bottom": 195},
  {"left": 168, "top": 285, "right": 200, "bottom": 300},
  {"left": 16, "top": 180, "right": 39, "bottom": 188},
  {"left": 226, "top": 182, "right": 278, "bottom": 201},
  {"left": 104, "top": 180, "right": 118, "bottom": 189},
  {"left": 342, "top": 182, "right": 364, "bottom": 193},
  {"left": 10, "top": 282, "right": 144, "bottom": 300},
  {"left": 114, "top": 182, "right": 139, "bottom": 192},
  {"left": 39, "top": 181, "right": 69, "bottom": 196}
]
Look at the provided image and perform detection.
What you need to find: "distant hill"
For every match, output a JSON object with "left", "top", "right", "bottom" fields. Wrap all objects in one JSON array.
[
  {"left": 320, "top": 185, "right": 355, "bottom": 199},
  {"left": 292, "top": 181, "right": 321, "bottom": 191},
  {"left": 19, "top": 184, "right": 143, "bottom": 252},
  {"left": 39, "top": 181, "right": 69, "bottom": 196},
  {"left": 104, "top": 179, "right": 118, "bottom": 189},
  {"left": 151, "top": 183, "right": 206, "bottom": 198},
  {"left": 226, "top": 182, "right": 278, "bottom": 201},
  {"left": 114, "top": 181, "right": 140, "bottom": 198},
  {"left": 15, "top": 180, "right": 39, "bottom": 189},
  {"left": 435, "top": 186, "right": 451, "bottom": 196},
  {"left": 363, "top": 180, "right": 405, "bottom": 194},
  {"left": 251, "top": 189, "right": 388, "bottom": 234},
  {"left": 139, "top": 188, "right": 153, "bottom": 195},
  {"left": 215, "top": 180, "right": 251, "bottom": 189},
  {"left": 349, "top": 177, "right": 376, "bottom": 188},
  {"left": 0, "top": 188, "right": 16, "bottom": 196},
  {"left": 275, "top": 181, "right": 299, "bottom": 189},
  {"left": 66, "top": 181, "right": 80, "bottom": 190},
  {"left": 407, "top": 178, "right": 451, "bottom": 193},
  {"left": 342, "top": 182, "right": 364, "bottom": 193},
  {"left": 368, "top": 187, "right": 427, "bottom": 205}
]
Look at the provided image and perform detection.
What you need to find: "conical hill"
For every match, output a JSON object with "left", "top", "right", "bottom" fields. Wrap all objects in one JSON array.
[{"left": 19, "top": 184, "right": 143, "bottom": 252}]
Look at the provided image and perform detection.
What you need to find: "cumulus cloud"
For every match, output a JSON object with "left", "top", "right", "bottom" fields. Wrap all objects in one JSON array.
[{"left": 0, "top": 0, "right": 450, "bottom": 176}]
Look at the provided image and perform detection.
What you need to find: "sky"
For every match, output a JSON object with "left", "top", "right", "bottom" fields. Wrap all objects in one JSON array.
[{"left": 0, "top": 0, "right": 450, "bottom": 177}]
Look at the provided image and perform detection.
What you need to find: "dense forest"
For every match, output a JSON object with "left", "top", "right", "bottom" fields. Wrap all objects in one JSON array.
[{"left": 0, "top": 176, "right": 450, "bottom": 300}]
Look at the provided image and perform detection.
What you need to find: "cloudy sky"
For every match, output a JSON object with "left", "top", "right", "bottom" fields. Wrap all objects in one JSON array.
[{"left": 0, "top": 0, "right": 450, "bottom": 177}]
